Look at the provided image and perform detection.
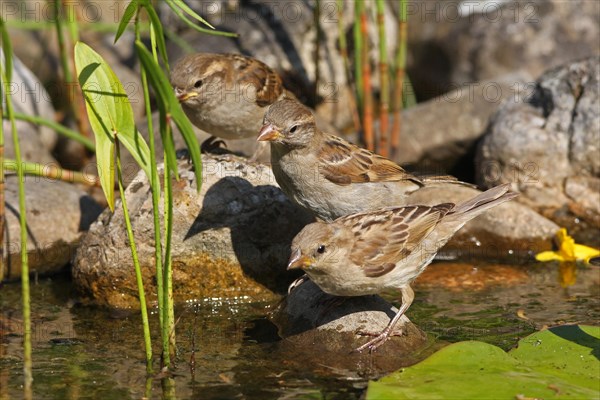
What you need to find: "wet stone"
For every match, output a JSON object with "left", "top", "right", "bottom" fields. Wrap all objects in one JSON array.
[{"left": 270, "top": 280, "right": 429, "bottom": 372}]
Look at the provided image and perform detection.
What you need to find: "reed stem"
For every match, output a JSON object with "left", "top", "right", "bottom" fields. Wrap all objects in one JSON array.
[
  {"left": 359, "top": 6, "right": 374, "bottom": 151},
  {"left": 1, "top": 34, "right": 33, "bottom": 398},
  {"left": 116, "top": 139, "right": 153, "bottom": 374},
  {"left": 375, "top": 0, "right": 389, "bottom": 156},
  {"left": 391, "top": 0, "right": 408, "bottom": 159}
]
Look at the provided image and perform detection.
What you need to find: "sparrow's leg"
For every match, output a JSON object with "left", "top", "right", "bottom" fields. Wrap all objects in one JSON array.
[{"left": 354, "top": 285, "right": 414, "bottom": 353}]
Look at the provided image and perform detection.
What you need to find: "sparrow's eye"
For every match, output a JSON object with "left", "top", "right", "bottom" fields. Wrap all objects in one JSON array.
[
  {"left": 194, "top": 80, "right": 203, "bottom": 88},
  {"left": 289, "top": 125, "right": 298, "bottom": 134},
  {"left": 317, "top": 245, "right": 326, "bottom": 254}
]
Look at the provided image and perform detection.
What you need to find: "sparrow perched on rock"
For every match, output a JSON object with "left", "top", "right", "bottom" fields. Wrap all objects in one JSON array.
[
  {"left": 170, "top": 53, "right": 290, "bottom": 157},
  {"left": 258, "top": 98, "right": 468, "bottom": 221},
  {"left": 288, "top": 184, "right": 517, "bottom": 352}
]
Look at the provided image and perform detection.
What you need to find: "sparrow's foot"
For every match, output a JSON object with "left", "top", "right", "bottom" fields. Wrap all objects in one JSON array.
[
  {"left": 356, "top": 325, "right": 405, "bottom": 338},
  {"left": 354, "top": 322, "right": 406, "bottom": 353},
  {"left": 287, "top": 274, "right": 309, "bottom": 294},
  {"left": 353, "top": 331, "right": 392, "bottom": 353},
  {"left": 200, "top": 136, "right": 228, "bottom": 154}
]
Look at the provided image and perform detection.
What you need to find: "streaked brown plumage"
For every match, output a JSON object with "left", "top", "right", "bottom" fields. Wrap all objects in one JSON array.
[
  {"left": 258, "top": 98, "right": 465, "bottom": 221},
  {"left": 170, "top": 53, "right": 291, "bottom": 159},
  {"left": 288, "top": 184, "right": 518, "bottom": 352}
]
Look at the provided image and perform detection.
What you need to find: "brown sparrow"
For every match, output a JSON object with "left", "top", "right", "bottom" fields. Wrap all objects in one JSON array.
[
  {"left": 288, "top": 183, "right": 517, "bottom": 352},
  {"left": 170, "top": 53, "right": 291, "bottom": 157},
  {"left": 258, "top": 98, "right": 466, "bottom": 221}
]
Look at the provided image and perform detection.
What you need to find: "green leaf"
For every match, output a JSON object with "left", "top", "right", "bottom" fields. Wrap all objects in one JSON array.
[
  {"left": 114, "top": 0, "right": 139, "bottom": 44},
  {"left": 165, "top": 0, "right": 237, "bottom": 38},
  {"left": 134, "top": 40, "right": 202, "bottom": 190},
  {"left": 139, "top": 0, "right": 169, "bottom": 74},
  {"left": 74, "top": 41, "right": 151, "bottom": 210},
  {"left": 366, "top": 325, "right": 600, "bottom": 400},
  {"left": 12, "top": 112, "right": 95, "bottom": 151},
  {"left": 166, "top": 0, "right": 214, "bottom": 29}
]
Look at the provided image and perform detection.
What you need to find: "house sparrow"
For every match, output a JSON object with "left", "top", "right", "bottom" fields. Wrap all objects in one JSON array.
[
  {"left": 288, "top": 184, "right": 517, "bottom": 352},
  {"left": 258, "top": 98, "right": 468, "bottom": 221},
  {"left": 170, "top": 53, "right": 290, "bottom": 158}
]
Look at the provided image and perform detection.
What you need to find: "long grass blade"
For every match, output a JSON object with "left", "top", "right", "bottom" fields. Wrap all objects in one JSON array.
[
  {"left": 140, "top": 0, "right": 169, "bottom": 74},
  {"left": 167, "top": 0, "right": 215, "bottom": 29},
  {"left": 11, "top": 113, "right": 95, "bottom": 151},
  {"left": 115, "top": 0, "right": 139, "bottom": 43},
  {"left": 135, "top": 11, "right": 164, "bottom": 332},
  {"left": 164, "top": 0, "right": 237, "bottom": 38},
  {"left": 116, "top": 139, "right": 153, "bottom": 374},
  {"left": 1, "top": 19, "right": 33, "bottom": 397}
]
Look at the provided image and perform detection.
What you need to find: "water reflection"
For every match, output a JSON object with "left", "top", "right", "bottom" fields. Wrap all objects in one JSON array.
[{"left": 0, "top": 263, "right": 598, "bottom": 399}]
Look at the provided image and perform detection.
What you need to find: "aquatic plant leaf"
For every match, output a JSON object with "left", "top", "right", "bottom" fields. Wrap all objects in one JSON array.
[
  {"left": 134, "top": 40, "right": 202, "bottom": 190},
  {"left": 164, "top": 0, "right": 237, "bottom": 37},
  {"left": 139, "top": 0, "right": 169, "bottom": 74},
  {"left": 75, "top": 42, "right": 151, "bottom": 210},
  {"left": 114, "top": 0, "right": 139, "bottom": 44},
  {"left": 366, "top": 325, "right": 600, "bottom": 400}
]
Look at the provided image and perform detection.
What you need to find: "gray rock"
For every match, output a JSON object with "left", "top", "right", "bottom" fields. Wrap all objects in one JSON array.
[
  {"left": 476, "top": 57, "right": 600, "bottom": 227},
  {"left": 1, "top": 50, "right": 58, "bottom": 163},
  {"left": 392, "top": 72, "right": 532, "bottom": 172},
  {"left": 72, "top": 154, "right": 314, "bottom": 309},
  {"left": 116, "top": 111, "right": 271, "bottom": 187},
  {"left": 270, "top": 280, "right": 428, "bottom": 371},
  {"left": 404, "top": 0, "right": 599, "bottom": 99},
  {"left": 2, "top": 177, "right": 103, "bottom": 280}
]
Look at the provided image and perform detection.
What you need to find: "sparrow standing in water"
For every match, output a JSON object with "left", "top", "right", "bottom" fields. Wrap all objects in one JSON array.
[{"left": 288, "top": 184, "right": 517, "bottom": 352}]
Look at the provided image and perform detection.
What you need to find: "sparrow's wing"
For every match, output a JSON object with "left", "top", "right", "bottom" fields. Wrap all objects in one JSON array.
[
  {"left": 230, "top": 55, "right": 283, "bottom": 107},
  {"left": 317, "top": 135, "right": 423, "bottom": 186},
  {"left": 343, "top": 204, "right": 454, "bottom": 277}
]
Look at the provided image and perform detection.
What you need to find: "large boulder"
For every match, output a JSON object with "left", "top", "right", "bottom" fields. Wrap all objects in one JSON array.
[
  {"left": 2, "top": 177, "right": 103, "bottom": 280},
  {"left": 72, "top": 154, "right": 314, "bottom": 309},
  {"left": 476, "top": 57, "right": 600, "bottom": 227},
  {"left": 404, "top": 0, "right": 600, "bottom": 100}
]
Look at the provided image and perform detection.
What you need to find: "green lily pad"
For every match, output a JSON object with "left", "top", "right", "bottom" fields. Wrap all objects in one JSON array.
[{"left": 366, "top": 325, "right": 599, "bottom": 400}]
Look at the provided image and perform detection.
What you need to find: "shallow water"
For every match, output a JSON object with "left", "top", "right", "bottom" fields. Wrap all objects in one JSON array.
[{"left": 1, "top": 262, "right": 599, "bottom": 399}]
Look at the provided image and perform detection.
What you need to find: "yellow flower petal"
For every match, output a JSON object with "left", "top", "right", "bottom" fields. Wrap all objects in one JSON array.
[
  {"left": 573, "top": 244, "right": 600, "bottom": 263},
  {"left": 535, "top": 251, "right": 564, "bottom": 262},
  {"left": 536, "top": 228, "right": 600, "bottom": 264}
]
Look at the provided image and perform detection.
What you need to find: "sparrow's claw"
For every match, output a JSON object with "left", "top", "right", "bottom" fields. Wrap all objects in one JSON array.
[
  {"left": 353, "top": 332, "right": 391, "bottom": 353},
  {"left": 287, "top": 274, "right": 309, "bottom": 294},
  {"left": 200, "top": 136, "right": 228, "bottom": 154},
  {"left": 354, "top": 325, "right": 405, "bottom": 353}
]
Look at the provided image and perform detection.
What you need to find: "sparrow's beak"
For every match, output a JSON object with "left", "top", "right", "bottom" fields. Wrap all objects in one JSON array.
[
  {"left": 175, "top": 89, "right": 198, "bottom": 103},
  {"left": 287, "top": 249, "right": 312, "bottom": 270},
  {"left": 257, "top": 123, "right": 281, "bottom": 142}
]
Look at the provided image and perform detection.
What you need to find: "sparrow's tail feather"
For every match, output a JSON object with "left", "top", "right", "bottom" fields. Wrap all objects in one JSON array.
[{"left": 448, "top": 183, "right": 518, "bottom": 222}]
